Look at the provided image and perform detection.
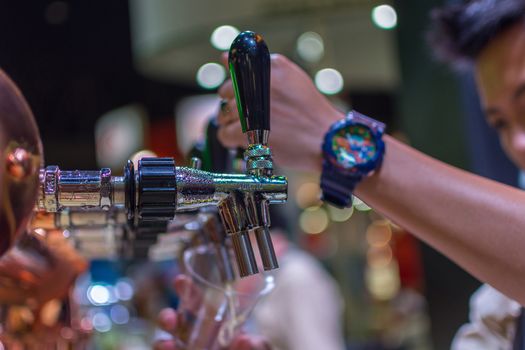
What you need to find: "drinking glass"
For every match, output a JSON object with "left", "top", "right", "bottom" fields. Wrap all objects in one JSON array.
[{"left": 174, "top": 244, "right": 274, "bottom": 350}]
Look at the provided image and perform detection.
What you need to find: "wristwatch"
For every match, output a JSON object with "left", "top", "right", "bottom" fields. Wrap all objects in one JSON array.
[{"left": 320, "top": 110, "right": 386, "bottom": 208}]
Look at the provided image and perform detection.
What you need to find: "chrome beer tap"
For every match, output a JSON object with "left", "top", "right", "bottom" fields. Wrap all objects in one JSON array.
[
  {"left": 36, "top": 31, "right": 288, "bottom": 276},
  {"left": 223, "top": 31, "right": 281, "bottom": 275},
  {"left": 36, "top": 155, "right": 287, "bottom": 265}
]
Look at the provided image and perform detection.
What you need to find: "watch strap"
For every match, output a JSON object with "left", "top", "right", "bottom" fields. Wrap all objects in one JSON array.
[{"left": 320, "top": 163, "right": 361, "bottom": 208}]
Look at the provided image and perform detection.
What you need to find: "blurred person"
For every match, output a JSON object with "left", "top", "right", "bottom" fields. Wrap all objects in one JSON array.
[
  {"left": 216, "top": 0, "right": 525, "bottom": 348},
  {"left": 429, "top": 2, "right": 525, "bottom": 349},
  {"left": 153, "top": 227, "right": 345, "bottom": 350},
  {"left": 0, "top": 67, "right": 88, "bottom": 346}
]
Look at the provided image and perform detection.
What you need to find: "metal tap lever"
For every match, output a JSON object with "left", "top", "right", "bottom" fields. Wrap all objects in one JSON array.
[{"left": 229, "top": 31, "right": 279, "bottom": 273}]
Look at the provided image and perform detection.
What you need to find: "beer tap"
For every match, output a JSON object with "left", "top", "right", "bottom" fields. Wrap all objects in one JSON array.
[
  {"left": 225, "top": 31, "right": 280, "bottom": 274},
  {"left": 35, "top": 31, "right": 287, "bottom": 276}
]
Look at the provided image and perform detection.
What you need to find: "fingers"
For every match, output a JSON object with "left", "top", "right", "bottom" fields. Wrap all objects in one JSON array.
[
  {"left": 153, "top": 340, "right": 176, "bottom": 350},
  {"left": 158, "top": 308, "right": 177, "bottom": 333},
  {"left": 217, "top": 122, "right": 245, "bottom": 149},
  {"left": 217, "top": 96, "right": 244, "bottom": 149},
  {"left": 230, "top": 334, "right": 272, "bottom": 350},
  {"left": 218, "top": 79, "right": 234, "bottom": 99},
  {"left": 173, "top": 274, "right": 191, "bottom": 296},
  {"left": 218, "top": 98, "right": 238, "bottom": 126},
  {"left": 221, "top": 52, "right": 229, "bottom": 69},
  {"left": 174, "top": 274, "right": 205, "bottom": 313}
]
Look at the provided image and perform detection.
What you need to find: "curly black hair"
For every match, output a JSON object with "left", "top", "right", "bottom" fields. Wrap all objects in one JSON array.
[{"left": 428, "top": 0, "right": 525, "bottom": 69}]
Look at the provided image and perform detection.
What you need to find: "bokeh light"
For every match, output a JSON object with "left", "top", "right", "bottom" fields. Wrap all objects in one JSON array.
[
  {"left": 299, "top": 206, "right": 329, "bottom": 234},
  {"left": 365, "top": 262, "right": 400, "bottom": 300},
  {"left": 315, "top": 68, "right": 344, "bottom": 95},
  {"left": 372, "top": 5, "right": 398, "bottom": 30},
  {"left": 296, "top": 31, "right": 324, "bottom": 63},
  {"left": 92, "top": 312, "right": 112, "bottom": 333},
  {"left": 295, "top": 182, "right": 322, "bottom": 208},
  {"left": 115, "top": 279, "right": 134, "bottom": 301},
  {"left": 353, "top": 196, "right": 372, "bottom": 211},
  {"left": 210, "top": 25, "right": 240, "bottom": 51},
  {"left": 367, "top": 246, "right": 393, "bottom": 268},
  {"left": 196, "top": 62, "right": 226, "bottom": 89},
  {"left": 80, "top": 317, "right": 93, "bottom": 332},
  {"left": 60, "top": 327, "right": 75, "bottom": 340},
  {"left": 110, "top": 304, "right": 130, "bottom": 325},
  {"left": 366, "top": 220, "right": 392, "bottom": 247},
  {"left": 327, "top": 204, "right": 354, "bottom": 222},
  {"left": 87, "top": 284, "right": 110, "bottom": 306}
]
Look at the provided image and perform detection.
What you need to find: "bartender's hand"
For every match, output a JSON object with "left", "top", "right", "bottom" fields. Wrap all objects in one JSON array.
[
  {"left": 154, "top": 309, "right": 271, "bottom": 350},
  {"left": 217, "top": 53, "right": 344, "bottom": 173},
  {"left": 153, "top": 275, "right": 272, "bottom": 350}
]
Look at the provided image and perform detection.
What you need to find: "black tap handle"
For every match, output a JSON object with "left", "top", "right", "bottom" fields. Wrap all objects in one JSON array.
[{"left": 228, "top": 31, "right": 270, "bottom": 133}]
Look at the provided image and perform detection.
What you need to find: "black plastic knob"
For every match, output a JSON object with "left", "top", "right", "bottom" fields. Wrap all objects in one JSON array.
[
  {"left": 137, "top": 157, "right": 177, "bottom": 222},
  {"left": 124, "top": 160, "right": 135, "bottom": 223},
  {"left": 229, "top": 31, "right": 270, "bottom": 133}
]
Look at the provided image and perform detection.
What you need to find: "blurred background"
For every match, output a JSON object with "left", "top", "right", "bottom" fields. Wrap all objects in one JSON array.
[{"left": 0, "top": 0, "right": 519, "bottom": 349}]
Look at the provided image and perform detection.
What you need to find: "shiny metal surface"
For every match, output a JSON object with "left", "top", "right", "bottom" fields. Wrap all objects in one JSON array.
[
  {"left": 0, "top": 69, "right": 43, "bottom": 256},
  {"left": 34, "top": 162, "right": 286, "bottom": 270},
  {"left": 217, "top": 191, "right": 249, "bottom": 235},
  {"left": 0, "top": 229, "right": 88, "bottom": 348},
  {"left": 247, "top": 130, "right": 269, "bottom": 146},
  {"left": 230, "top": 230, "right": 258, "bottom": 277},
  {"left": 58, "top": 170, "right": 110, "bottom": 208},
  {"left": 33, "top": 209, "right": 127, "bottom": 230},
  {"left": 217, "top": 192, "right": 259, "bottom": 277},
  {"left": 199, "top": 212, "right": 235, "bottom": 282},
  {"left": 0, "top": 228, "right": 87, "bottom": 306},
  {"left": 254, "top": 226, "right": 278, "bottom": 271},
  {"left": 38, "top": 167, "right": 125, "bottom": 212},
  {"left": 111, "top": 176, "right": 126, "bottom": 207},
  {"left": 37, "top": 165, "right": 287, "bottom": 214},
  {"left": 190, "top": 157, "right": 202, "bottom": 170},
  {"left": 175, "top": 167, "right": 287, "bottom": 211}
]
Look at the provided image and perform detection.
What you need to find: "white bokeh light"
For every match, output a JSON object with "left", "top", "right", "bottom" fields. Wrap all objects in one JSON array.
[
  {"left": 327, "top": 205, "right": 354, "bottom": 222},
  {"left": 87, "top": 284, "right": 110, "bottom": 305},
  {"left": 296, "top": 31, "right": 324, "bottom": 63},
  {"left": 196, "top": 63, "right": 226, "bottom": 89},
  {"left": 372, "top": 5, "right": 398, "bottom": 30},
  {"left": 315, "top": 68, "right": 344, "bottom": 95},
  {"left": 210, "top": 25, "right": 240, "bottom": 51}
]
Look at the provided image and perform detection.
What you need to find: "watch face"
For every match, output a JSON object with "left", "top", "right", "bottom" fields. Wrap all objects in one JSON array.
[{"left": 331, "top": 124, "right": 377, "bottom": 169}]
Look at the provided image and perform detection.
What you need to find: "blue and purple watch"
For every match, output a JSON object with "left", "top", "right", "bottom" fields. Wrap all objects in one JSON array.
[{"left": 320, "top": 110, "right": 386, "bottom": 208}]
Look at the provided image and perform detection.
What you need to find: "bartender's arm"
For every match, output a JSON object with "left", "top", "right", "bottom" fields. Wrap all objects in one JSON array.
[{"left": 218, "top": 54, "right": 525, "bottom": 306}]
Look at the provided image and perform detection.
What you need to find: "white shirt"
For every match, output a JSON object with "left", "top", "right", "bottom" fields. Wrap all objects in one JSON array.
[
  {"left": 250, "top": 249, "right": 346, "bottom": 350},
  {"left": 452, "top": 284, "right": 521, "bottom": 350}
]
